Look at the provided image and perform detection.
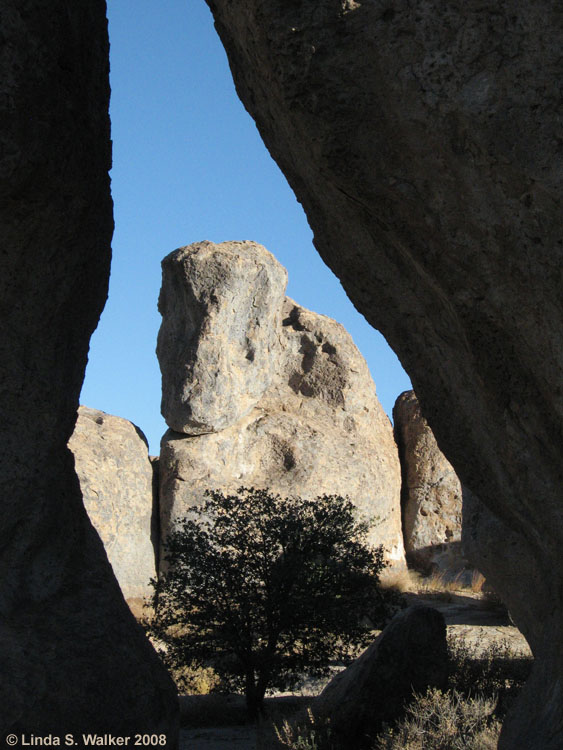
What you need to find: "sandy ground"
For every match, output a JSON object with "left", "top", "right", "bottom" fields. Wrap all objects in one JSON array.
[{"left": 404, "top": 592, "right": 531, "bottom": 655}]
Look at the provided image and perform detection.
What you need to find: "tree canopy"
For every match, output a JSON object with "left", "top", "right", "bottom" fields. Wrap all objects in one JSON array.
[{"left": 147, "top": 488, "right": 400, "bottom": 716}]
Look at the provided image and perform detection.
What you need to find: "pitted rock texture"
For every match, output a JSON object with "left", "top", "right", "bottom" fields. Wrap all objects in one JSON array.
[
  {"left": 309, "top": 606, "right": 448, "bottom": 748},
  {"left": 68, "top": 406, "right": 157, "bottom": 607},
  {"left": 393, "top": 391, "right": 463, "bottom": 571},
  {"left": 0, "top": 2, "right": 177, "bottom": 739},
  {"left": 159, "top": 258, "right": 405, "bottom": 567},
  {"left": 157, "top": 240, "right": 287, "bottom": 434},
  {"left": 203, "top": 2, "right": 562, "bottom": 746}
]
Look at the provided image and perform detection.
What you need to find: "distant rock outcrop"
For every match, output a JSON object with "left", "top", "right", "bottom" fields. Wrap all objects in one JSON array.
[
  {"left": 158, "top": 241, "right": 405, "bottom": 567},
  {"left": 68, "top": 407, "right": 157, "bottom": 612},
  {"left": 309, "top": 606, "right": 448, "bottom": 748},
  {"left": 393, "top": 391, "right": 464, "bottom": 572}
]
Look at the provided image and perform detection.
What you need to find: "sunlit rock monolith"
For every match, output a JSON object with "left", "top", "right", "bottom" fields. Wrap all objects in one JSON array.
[
  {"left": 158, "top": 243, "right": 405, "bottom": 567},
  {"left": 157, "top": 240, "right": 287, "bottom": 434}
]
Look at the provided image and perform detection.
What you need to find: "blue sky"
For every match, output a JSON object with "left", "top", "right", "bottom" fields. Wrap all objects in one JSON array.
[{"left": 80, "top": 1, "right": 411, "bottom": 453}]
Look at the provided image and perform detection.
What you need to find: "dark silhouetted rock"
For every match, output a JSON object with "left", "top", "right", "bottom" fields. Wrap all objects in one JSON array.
[
  {"left": 0, "top": 2, "right": 177, "bottom": 740},
  {"left": 310, "top": 606, "right": 448, "bottom": 748},
  {"left": 462, "top": 488, "right": 545, "bottom": 654},
  {"left": 203, "top": 2, "right": 562, "bottom": 746}
]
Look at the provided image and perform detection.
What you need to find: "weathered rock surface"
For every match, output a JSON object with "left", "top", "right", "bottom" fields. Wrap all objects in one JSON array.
[
  {"left": 203, "top": 2, "right": 563, "bottom": 746},
  {"left": 68, "top": 406, "right": 157, "bottom": 609},
  {"left": 157, "top": 240, "right": 287, "bottom": 434},
  {"left": 462, "top": 489, "right": 546, "bottom": 655},
  {"left": 0, "top": 2, "right": 177, "bottom": 739},
  {"left": 459, "top": 497, "right": 552, "bottom": 749},
  {"left": 159, "top": 249, "right": 405, "bottom": 566},
  {"left": 309, "top": 606, "right": 448, "bottom": 748},
  {"left": 393, "top": 391, "right": 463, "bottom": 571}
]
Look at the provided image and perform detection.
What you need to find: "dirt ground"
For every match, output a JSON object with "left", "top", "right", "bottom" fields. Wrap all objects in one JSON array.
[
  {"left": 178, "top": 594, "right": 531, "bottom": 750},
  {"left": 180, "top": 726, "right": 257, "bottom": 750}
]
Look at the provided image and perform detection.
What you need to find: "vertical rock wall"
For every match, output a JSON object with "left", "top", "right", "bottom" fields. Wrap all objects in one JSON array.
[
  {"left": 0, "top": 2, "right": 177, "bottom": 739},
  {"left": 202, "top": 2, "right": 562, "bottom": 747}
]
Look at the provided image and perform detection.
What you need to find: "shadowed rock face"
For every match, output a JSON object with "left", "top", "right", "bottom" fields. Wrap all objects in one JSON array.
[
  {"left": 0, "top": 2, "right": 177, "bottom": 739},
  {"left": 310, "top": 606, "right": 448, "bottom": 748},
  {"left": 203, "top": 1, "right": 562, "bottom": 746}
]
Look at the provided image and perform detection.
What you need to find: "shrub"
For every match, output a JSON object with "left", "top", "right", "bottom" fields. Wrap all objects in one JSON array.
[
  {"left": 260, "top": 635, "right": 533, "bottom": 749},
  {"left": 146, "top": 488, "right": 401, "bottom": 717},
  {"left": 171, "top": 662, "right": 221, "bottom": 695},
  {"left": 271, "top": 708, "right": 334, "bottom": 750},
  {"left": 373, "top": 688, "right": 500, "bottom": 750},
  {"left": 446, "top": 635, "right": 532, "bottom": 716},
  {"left": 370, "top": 636, "right": 532, "bottom": 750},
  {"left": 266, "top": 690, "right": 500, "bottom": 750}
]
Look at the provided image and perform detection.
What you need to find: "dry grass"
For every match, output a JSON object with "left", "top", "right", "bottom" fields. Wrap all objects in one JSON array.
[
  {"left": 259, "top": 707, "right": 334, "bottom": 750},
  {"left": 384, "top": 565, "right": 506, "bottom": 610},
  {"left": 172, "top": 662, "right": 221, "bottom": 694},
  {"left": 378, "top": 567, "right": 423, "bottom": 594},
  {"left": 470, "top": 570, "right": 486, "bottom": 594},
  {"left": 380, "top": 565, "right": 493, "bottom": 599},
  {"left": 381, "top": 567, "right": 468, "bottom": 605},
  {"left": 373, "top": 688, "right": 501, "bottom": 750},
  {"left": 420, "top": 569, "right": 474, "bottom": 594},
  {"left": 256, "top": 633, "right": 533, "bottom": 750}
]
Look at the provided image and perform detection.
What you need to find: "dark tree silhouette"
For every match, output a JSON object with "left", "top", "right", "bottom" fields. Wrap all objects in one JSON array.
[{"left": 147, "top": 488, "right": 400, "bottom": 717}]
